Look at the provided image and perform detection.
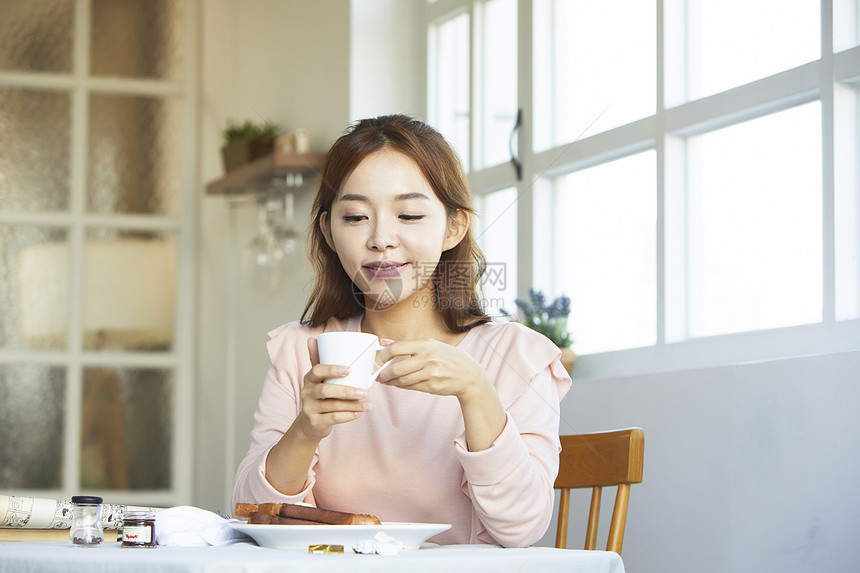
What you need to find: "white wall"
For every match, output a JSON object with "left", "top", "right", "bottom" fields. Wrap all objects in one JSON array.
[
  {"left": 349, "top": 0, "right": 424, "bottom": 121},
  {"left": 536, "top": 350, "right": 860, "bottom": 573}
]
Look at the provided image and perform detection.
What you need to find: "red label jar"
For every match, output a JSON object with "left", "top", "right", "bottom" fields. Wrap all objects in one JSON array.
[{"left": 121, "top": 511, "right": 156, "bottom": 548}]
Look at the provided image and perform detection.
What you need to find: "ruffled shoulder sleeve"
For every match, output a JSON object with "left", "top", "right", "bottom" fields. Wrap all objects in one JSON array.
[
  {"left": 461, "top": 321, "right": 571, "bottom": 409},
  {"left": 266, "top": 316, "right": 357, "bottom": 376},
  {"left": 266, "top": 321, "right": 313, "bottom": 374}
]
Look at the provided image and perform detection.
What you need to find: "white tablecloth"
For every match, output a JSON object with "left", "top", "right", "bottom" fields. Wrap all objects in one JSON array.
[{"left": 0, "top": 541, "right": 625, "bottom": 573}]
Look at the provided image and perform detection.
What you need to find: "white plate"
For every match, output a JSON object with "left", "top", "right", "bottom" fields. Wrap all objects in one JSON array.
[{"left": 230, "top": 522, "right": 451, "bottom": 552}]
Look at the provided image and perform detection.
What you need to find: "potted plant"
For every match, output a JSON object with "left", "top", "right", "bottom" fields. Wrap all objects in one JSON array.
[
  {"left": 512, "top": 288, "right": 576, "bottom": 373},
  {"left": 221, "top": 119, "right": 281, "bottom": 173}
]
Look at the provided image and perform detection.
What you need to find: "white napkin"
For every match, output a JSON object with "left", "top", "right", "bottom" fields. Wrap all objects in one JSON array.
[{"left": 155, "top": 506, "right": 252, "bottom": 546}]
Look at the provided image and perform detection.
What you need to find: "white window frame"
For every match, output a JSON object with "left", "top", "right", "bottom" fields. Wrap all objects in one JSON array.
[
  {"left": 0, "top": 0, "right": 198, "bottom": 505},
  {"left": 423, "top": 0, "right": 860, "bottom": 380}
]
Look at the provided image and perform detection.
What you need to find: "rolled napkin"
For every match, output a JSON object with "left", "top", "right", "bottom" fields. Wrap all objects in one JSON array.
[{"left": 154, "top": 506, "right": 252, "bottom": 546}]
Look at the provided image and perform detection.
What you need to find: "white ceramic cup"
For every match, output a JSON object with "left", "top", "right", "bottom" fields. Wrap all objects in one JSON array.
[{"left": 316, "top": 332, "right": 394, "bottom": 390}]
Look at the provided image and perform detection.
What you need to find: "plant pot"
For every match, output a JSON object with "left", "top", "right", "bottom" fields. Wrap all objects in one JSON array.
[
  {"left": 560, "top": 347, "right": 577, "bottom": 374},
  {"left": 221, "top": 137, "right": 275, "bottom": 173},
  {"left": 248, "top": 137, "right": 274, "bottom": 161},
  {"left": 221, "top": 139, "right": 250, "bottom": 172}
]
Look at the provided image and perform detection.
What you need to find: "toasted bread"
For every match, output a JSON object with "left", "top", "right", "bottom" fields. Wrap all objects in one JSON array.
[{"left": 235, "top": 502, "right": 380, "bottom": 525}]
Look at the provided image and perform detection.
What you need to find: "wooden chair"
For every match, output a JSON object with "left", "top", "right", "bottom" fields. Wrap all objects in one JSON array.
[{"left": 554, "top": 428, "right": 645, "bottom": 554}]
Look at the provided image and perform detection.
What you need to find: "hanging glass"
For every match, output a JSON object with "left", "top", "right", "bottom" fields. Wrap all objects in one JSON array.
[{"left": 243, "top": 192, "right": 301, "bottom": 290}]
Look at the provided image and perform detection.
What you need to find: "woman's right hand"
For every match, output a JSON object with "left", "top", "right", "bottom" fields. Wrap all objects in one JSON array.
[
  {"left": 294, "top": 336, "right": 372, "bottom": 442},
  {"left": 265, "top": 336, "right": 370, "bottom": 495}
]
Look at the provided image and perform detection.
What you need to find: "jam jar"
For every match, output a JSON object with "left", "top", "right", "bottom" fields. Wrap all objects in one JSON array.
[{"left": 121, "top": 510, "right": 157, "bottom": 548}]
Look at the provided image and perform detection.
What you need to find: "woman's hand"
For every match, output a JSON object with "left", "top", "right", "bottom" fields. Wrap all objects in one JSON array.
[
  {"left": 294, "top": 336, "right": 372, "bottom": 442},
  {"left": 376, "top": 338, "right": 507, "bottom": 451},
  {"left": 376, "top": 338, "right": 489, "bottom": 399},
  {"left": 265, "top": 335, "right": 371, "bottom": 495}
]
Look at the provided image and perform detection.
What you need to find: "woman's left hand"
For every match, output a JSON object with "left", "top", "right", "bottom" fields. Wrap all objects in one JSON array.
[
  {"left": 376, "top": 338, "right": 490, "bottom": 400},
  {"left": 377, "top": 338, "right": 507, "bottom": 451}
]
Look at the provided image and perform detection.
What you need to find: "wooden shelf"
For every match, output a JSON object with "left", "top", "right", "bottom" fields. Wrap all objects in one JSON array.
[{"left": 205, "top": 151, "right": 326, "bottom": 196}]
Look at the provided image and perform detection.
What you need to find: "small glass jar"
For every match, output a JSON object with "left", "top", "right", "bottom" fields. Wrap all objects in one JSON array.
[
  {"left": 121, "top": 510, "right": 157, "bottom": 548},
  {"left": 69, "top": 496, "right": 104, "bottom": 547}
]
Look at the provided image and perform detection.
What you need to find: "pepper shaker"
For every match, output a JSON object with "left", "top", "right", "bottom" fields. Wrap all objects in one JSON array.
[{"left": 69, "top": 496, "right": 104, "bottom": 547}]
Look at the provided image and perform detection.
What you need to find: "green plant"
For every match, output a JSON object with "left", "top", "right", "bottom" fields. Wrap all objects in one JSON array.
[
  {"left": 222, "top": 119, "right": 281, "bottom": 145},
  {"left": 511, "top": 288, "right": 573, "bottom": 349}
]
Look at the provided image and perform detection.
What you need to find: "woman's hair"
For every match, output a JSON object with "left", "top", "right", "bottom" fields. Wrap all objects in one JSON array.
[{"left": 301, "top": 114, "right": 491, "bottom": 332}]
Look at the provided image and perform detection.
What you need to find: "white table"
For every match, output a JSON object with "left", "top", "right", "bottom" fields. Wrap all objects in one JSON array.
[{"left": 0, "top": 541, "right": 625, "bottom": 573}]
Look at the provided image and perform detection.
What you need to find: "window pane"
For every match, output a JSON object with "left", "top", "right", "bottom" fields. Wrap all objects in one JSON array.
[
  {"left": 478, "top": 0, "right": 517, "bottom": 168},
  {"left": 533, "top": 0, "right": 655, "bottom": 151},
  {"left": 834, "top": 85, "right": 859, "bottom": 320},
  {"left": 81, "top": 367, "right": 172, "bottom": 490},
  {"left": 1, "top": 226, "right": 69, "bottom": 350},
  {"left": 0, "top": 87, "right": 71, "bottom": 212},
  {"left": 687, "top": 103, "right": 822, "bottom": 337},
  {"left": 82, "top": 230, "right": 176, "bottom": 352},
  {"left": 555, "top": 152, "right": 657, "bottom": 354},
  {"left": 834, "top": 0, "right": 860, "bottom": 50},
  {"left": 91, "top": 0, "right": 184, "bottom": 80},
  {"left": 88, "top": 94, "right": 181, "bottom": 215},
  {"left": 0, "top": 0, "right": 73, "bottom": 73},
  {"left": 685, "top": 0, "right": 819, "bottom": 100},
  {"left": 476, "top": 187, "right": 518, "bottom": 314},
  {"left": 429, "top": 12, "right": 470, "bottom": 168},
  {"left": 0, "top": 364, "right": 65, "bottom": 489}
]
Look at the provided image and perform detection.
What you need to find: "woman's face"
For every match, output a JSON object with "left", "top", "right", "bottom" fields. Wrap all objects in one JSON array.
[{"left": 323, "top": 148, "right": 465, "bottom": 310}]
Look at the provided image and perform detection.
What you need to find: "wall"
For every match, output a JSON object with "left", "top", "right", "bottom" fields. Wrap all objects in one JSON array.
[
  {"left": 195, "top": 0, "right": 351, "bottom": 512},
  {"left": 349, "top": 0, "right": 423, "bottom": 121},
  {"left": 535, "top": 350, "right": 860, "bottom": 573}
]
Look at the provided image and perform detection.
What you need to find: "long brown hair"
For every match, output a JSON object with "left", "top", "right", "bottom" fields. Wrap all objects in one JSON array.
[{"left": 301, "top": 114, "right": 491, "bottom": 332}]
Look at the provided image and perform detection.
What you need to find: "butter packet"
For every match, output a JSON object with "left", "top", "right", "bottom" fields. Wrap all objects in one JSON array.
[{"left": 308, "top": 544, "right": 344, "bottom": 554}]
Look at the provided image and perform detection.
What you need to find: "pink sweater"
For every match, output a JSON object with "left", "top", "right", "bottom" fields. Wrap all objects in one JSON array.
[{"left": 231, "top": 316, "right": 571, "bottom": 547}]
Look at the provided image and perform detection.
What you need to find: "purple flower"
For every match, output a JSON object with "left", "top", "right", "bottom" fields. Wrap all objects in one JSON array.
[
  {"left": 558, "top": 295, "right": 570, "bottom": 316},
  {"left": 529, "top": 288, "right": 546, "bottom": 311},
  {"left": 514, "top": 289, "right": 572, "bottom": 348}
]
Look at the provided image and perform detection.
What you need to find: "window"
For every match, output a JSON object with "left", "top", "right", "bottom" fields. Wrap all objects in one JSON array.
[
  {"left": 475, "top": 187, "right": 518, "bottom": 315},
  {"left": 428, "top": 11, "right": 471, "bottom": 166},
  {"left": 835, "top": 83, "right": 860, "bottom": 320},
  {"left": 424, "top": 0, "right": 860, "bottom": 378},
  {"left": 679, "top": 0, "right": 819, "bottom": 101},
  {"left": 0, "top": 0, "right": 196, "bottom": 503},
  {"left": 833, "top": 0, "right": 860, "bottom": 51},
  {"left": 550, "top": 152, "right": 657, "bottom": 354},
  {"left": 685, "top": 103, "right": 822, "bottom": 337},
  {"left": 476, "top": 0, "right": 517, "bottom": 168},
  {"left": 533, "top": 0, "right": 655, "bottom": 150}
]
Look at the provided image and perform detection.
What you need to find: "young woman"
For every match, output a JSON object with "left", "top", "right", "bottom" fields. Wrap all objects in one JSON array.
[{"left": 232, "top": 115, "right": 571, "bottom": 547}]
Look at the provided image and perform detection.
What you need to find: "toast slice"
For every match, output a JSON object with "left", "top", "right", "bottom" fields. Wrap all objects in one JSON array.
[
  {"left": 236, "top": 502, "right": 380, "bottom": 525},
  {"left": 247, "top": 512, "right": 320, "bottom": 525},
  {"left": 278, "top": 503, "right": 380, "bottom": 525},
  {"left": 234, "top": 502, "right": 282, "bottom": 518}
]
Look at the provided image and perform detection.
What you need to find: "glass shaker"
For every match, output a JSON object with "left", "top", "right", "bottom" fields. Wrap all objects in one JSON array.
[{"left": 69, "top": 495, "right": 104, "bottom": 547}]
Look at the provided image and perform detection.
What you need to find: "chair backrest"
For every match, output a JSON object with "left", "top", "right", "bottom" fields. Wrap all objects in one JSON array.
[{"left": 554, "top": 427, "right": 644, "bottom": 554}]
